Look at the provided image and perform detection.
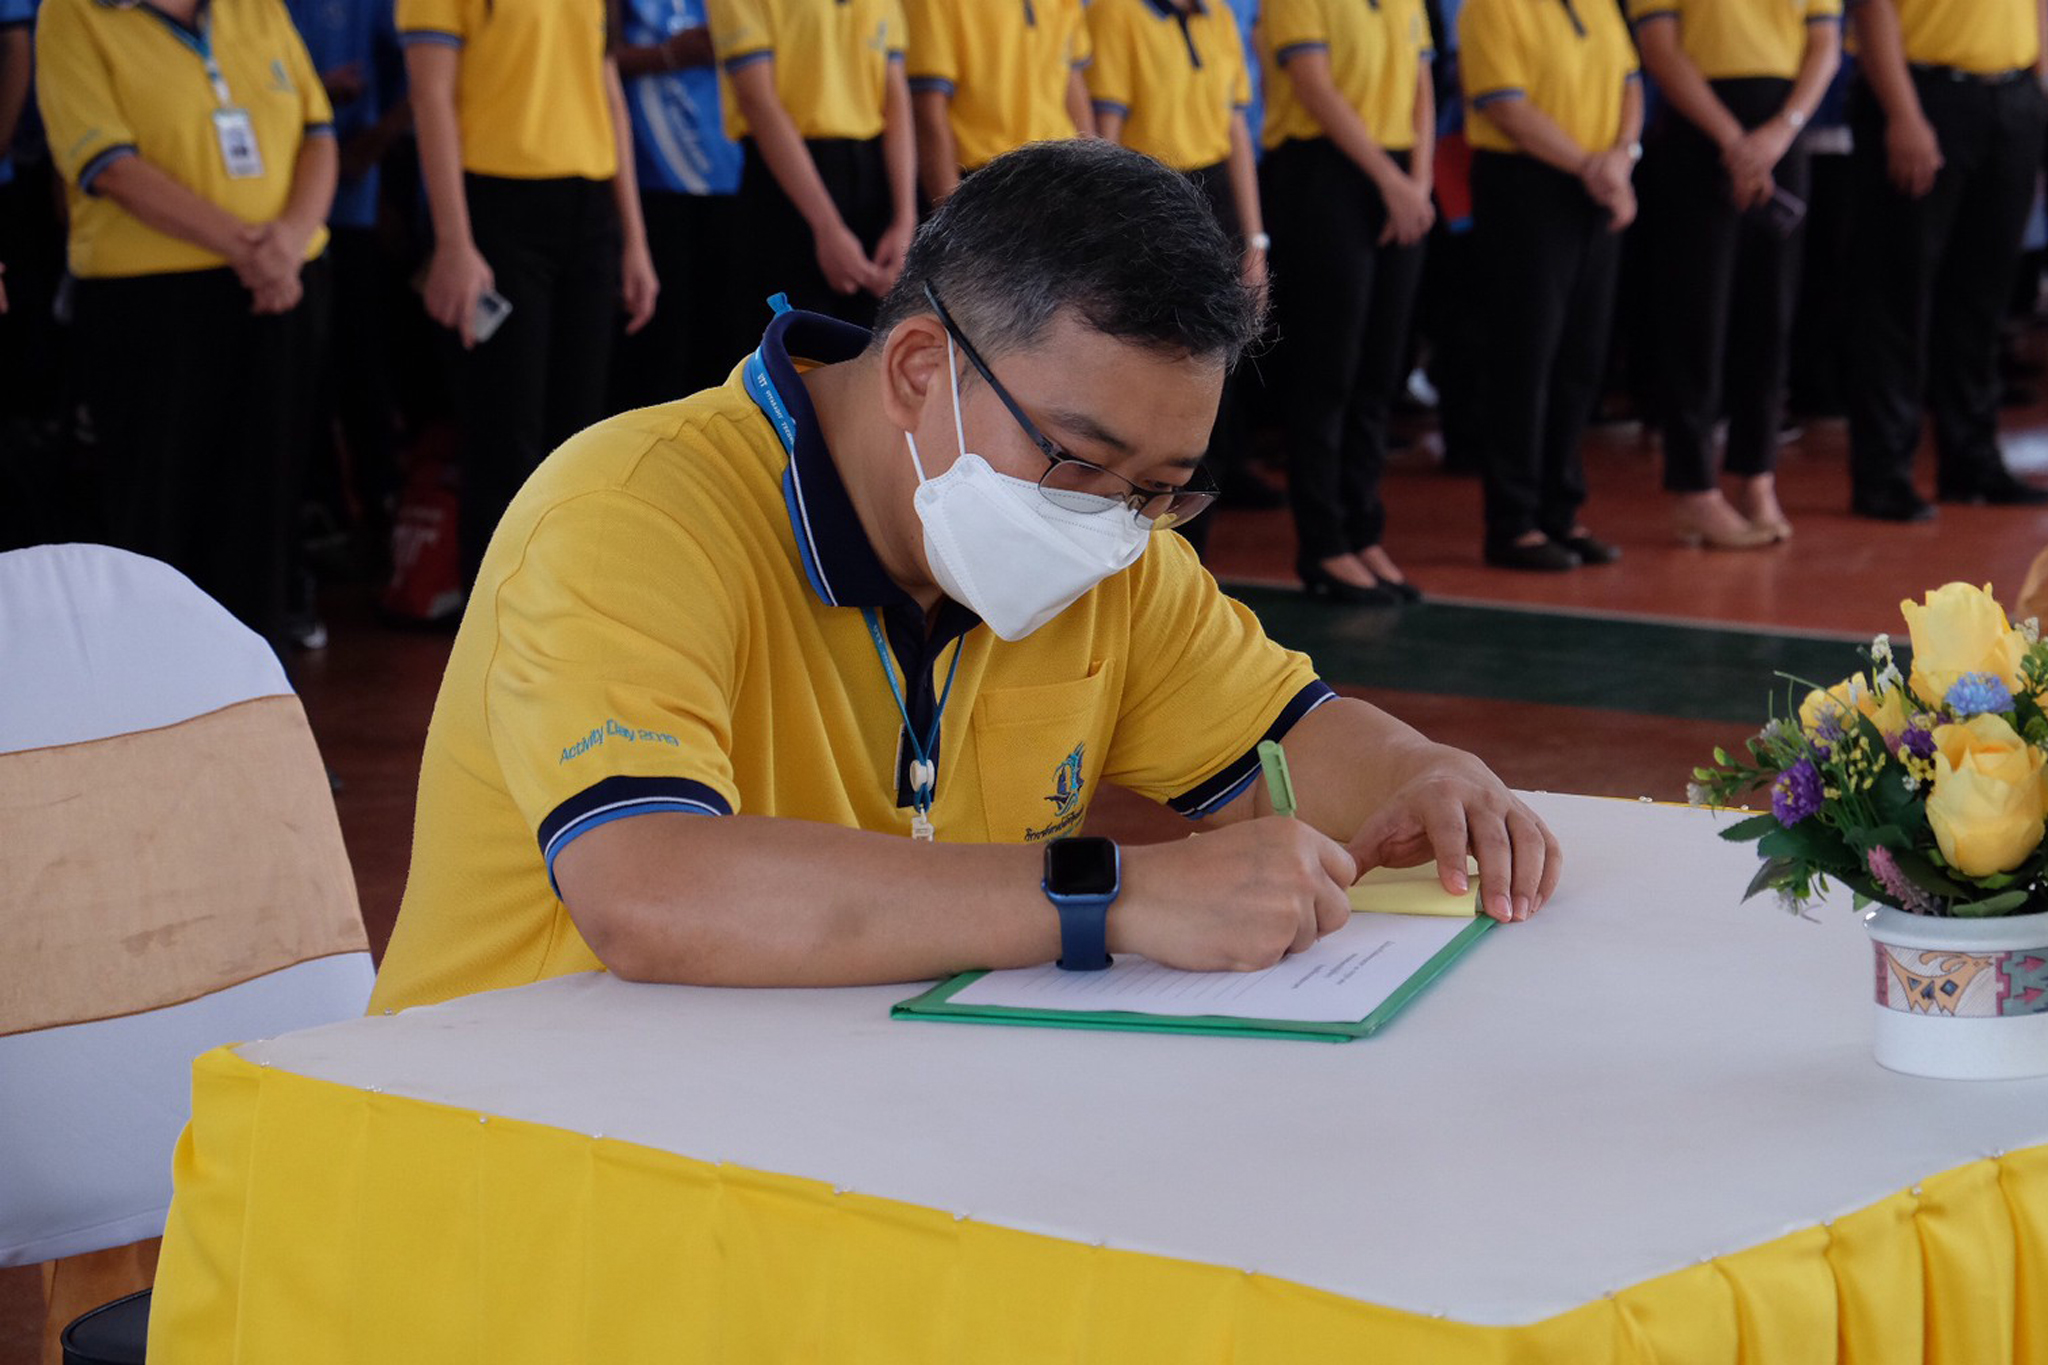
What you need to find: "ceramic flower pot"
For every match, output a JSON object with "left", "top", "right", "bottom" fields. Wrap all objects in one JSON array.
[{"left": 1865, "top": 906, "right": 2048, "bottom": 1079}]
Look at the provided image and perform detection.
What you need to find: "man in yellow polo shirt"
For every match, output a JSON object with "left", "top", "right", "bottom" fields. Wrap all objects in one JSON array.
[
  {"left": 906, "top": 0, "right": 1093, "bottom": 205},
  {"left": 1842, "top": 0, "right": 2048, "bottom": 521},
  {"left": 369, "top": 141, "right": 1559, "bottom": 1014},
  {"left": 711, "top": 0, "right": 916, "bottom": 326}
]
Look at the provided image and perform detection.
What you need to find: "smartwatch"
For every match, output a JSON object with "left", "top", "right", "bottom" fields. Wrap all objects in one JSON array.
[{"left": 1043, "top": 836, "right": 1120, "bottom": 971}]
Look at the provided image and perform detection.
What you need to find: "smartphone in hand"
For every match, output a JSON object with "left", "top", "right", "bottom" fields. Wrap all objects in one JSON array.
[{"left": 472, "top": 288, "right": 513, "bottom": 344}]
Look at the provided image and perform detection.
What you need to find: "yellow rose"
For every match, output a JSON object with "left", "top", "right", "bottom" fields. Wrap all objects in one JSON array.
[
  {"left": 1899, "top": 582, "right": 2027, "bottom": 708},
  {"left": 1926, "top": 713, "right": 2048, "bottom": 876},
  {"left": 1799, "top": 674, "right": 1870, "bottom": 735},
  {"left": 1859, "top": 686, "right": 1910, "bottom": 743}
]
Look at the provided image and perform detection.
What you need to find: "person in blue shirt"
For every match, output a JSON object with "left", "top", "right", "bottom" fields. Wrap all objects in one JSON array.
[{"left": 613, "top": 0, "right": 748, "bottom": 407}]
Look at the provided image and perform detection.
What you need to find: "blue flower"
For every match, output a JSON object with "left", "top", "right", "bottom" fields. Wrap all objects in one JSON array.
[
  {"left": 1771, "top": 759, "right": 1823, "bottom": 827},
  {"left": 1945, "top": 672, "right": 2015, "bottom": 718}
]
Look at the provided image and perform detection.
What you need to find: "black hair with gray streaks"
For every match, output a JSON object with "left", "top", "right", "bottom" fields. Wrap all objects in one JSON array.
[{"left": 869, "top": 139, "right": 1263, "bottom": 368}]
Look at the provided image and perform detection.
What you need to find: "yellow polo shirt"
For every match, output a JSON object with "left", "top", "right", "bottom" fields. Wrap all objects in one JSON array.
[
  {"left": 710, "top": 0, "right": 908, "bottom": 142},
  {"left": 1628, "top": 0, "right": 1842, "bottom": 82},
  {"left": 1087, "top": 0, "right": 1251, "bottom": 171},
  {"left": 369, "top": 308, "right": 1330, "bottom": 1014},
  {"left": 1260, "top": 0, "right": 1432, "bottom": 153},
  {"left": 1461, "top": 0, "right": 1640, "bottom": 156},
  {"left": 35, "top": 0, "right": 332, "bottom": 279},
  {"left": 907, "top": 0, "right": 1088, "bottom": 170},
  {"left": 396, "top": 0, "right": 616, "bottom": 180},
  {"left": 1876, "top": 0, "right": 2040, "bottom": 75}
]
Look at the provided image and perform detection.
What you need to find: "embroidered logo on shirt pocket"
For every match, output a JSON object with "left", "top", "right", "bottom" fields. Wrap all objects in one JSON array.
[{"left": 972, "top": 661, "right": 1113, "bottom": 843}]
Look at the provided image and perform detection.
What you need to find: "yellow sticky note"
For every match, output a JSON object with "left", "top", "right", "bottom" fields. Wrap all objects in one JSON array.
[{"left": 1347, "top": 860, "right": 1480, "bottom": 917}]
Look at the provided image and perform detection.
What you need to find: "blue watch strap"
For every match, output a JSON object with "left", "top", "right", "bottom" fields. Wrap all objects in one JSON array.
[{"left": 1053, "top": 899, "right": 1112, "bottom": 972}]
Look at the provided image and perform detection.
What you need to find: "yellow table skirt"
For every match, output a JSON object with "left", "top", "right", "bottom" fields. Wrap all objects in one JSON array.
[{"left": 149, "top": 1048, "right": 2048, "bottom": 1364}]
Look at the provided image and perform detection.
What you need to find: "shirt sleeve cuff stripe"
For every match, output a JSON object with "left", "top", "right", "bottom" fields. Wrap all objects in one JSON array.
[
  {"left": 77, "top": 144, "right": 138, "bottom": 196},
  {"left": 398, "top": 28, "right": 464, "bottom": 47},
  {"left": 1806, "top": 13, "right": 1842, "bottom": 22},
  {"left": 908, "top": 76, "right": 957, "bottom": 95},
  {"left": 1274, "top": 41, "right": 1329, "bottom": 65},
  {"left": 539, "top": 775, "right": 733, "bottom": 893},
  {"left": 305, "top": 122, "right": 337, "bottom": 136},
  {"left": 1470, "top": 87, "right": 1524, "bottom": 108},
  {"left": 1091, "top": 99, "right": 1131, "bottom": 118},
  {"left": 723, "top": 49, "right": 774, "bottom": 71},
  {"left": 1168, "top": 681, "right": 1339, "bottom": 819},
  {"left": 1625, "top": 70, "right": 1643, "bottom": 82}
]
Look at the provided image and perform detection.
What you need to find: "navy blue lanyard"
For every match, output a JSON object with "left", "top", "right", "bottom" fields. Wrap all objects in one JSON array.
[
  {"left": 147, "top": 8, "right": 236, "bottom": 107},
  {"left": 862, "top": 609, "right": 964, "bottom": 826}
]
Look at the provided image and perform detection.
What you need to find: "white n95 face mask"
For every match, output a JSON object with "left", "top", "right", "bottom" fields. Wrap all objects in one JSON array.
[{"left": 904, "top": 336, "right": 1151, "bottom": 641}]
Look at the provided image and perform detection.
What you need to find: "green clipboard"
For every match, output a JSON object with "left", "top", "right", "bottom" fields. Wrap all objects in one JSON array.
[{"left": 891, "top": 915, "right": 1495, "bottom": 1043}]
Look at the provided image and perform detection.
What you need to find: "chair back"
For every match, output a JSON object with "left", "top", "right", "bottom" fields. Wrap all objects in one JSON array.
[{"left": 0, "top": 544, "right": 374, "bottom": 1266}]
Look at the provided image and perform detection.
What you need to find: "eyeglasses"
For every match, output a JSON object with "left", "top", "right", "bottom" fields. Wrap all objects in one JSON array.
[{"left": 923, "top": 283, "right": 1221, "bottom": 530}]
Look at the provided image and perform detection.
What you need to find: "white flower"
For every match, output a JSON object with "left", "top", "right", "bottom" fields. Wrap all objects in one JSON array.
[
  {"left": 1686, "top": 782, "right": 1709, "bottom": 807},
  {"left": 2023, "top": 618, "right": 2042, "bottom": 645}
]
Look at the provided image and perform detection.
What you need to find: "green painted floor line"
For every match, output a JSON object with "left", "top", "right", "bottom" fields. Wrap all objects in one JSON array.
[{"left": 1222, "top": 584, "right": 1874, "bottom": 725}]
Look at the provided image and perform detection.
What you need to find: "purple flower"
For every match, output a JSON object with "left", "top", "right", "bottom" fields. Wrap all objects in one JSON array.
[
  {"left": 1867, "top": 846, "right": 1936, "bottom": 914},
  {"left": 1812, "top": 720, "right": 1843, "bottom": 760},
  {"left": 1945, "top": 672, "right": 2015, "bottom": 718},
  {"left": 1899, "top": 726, "right": 1937, "bottom": 761},
  {"left": 1771, "top": 759, "right": 1823, "bottom": 827}
]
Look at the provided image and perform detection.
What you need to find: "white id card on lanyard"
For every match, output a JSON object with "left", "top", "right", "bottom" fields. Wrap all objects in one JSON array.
[{"left": 212, "top": 108, "right": 265, "bottom": 179}]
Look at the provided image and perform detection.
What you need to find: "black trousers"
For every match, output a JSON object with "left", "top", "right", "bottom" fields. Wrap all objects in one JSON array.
[
  {"left": 74, "top": 258, "right": 331, "bottom": 654},
  {"left": 1263, "top": 137, "right": 1426, "bottom": 561},
  {"left": 738, "top": 136, "right": 891, "bottom": 331},
  {"left": 1649, "top": 77, "right": 1809, "bottom": 492},
  {"left": 1473, "top": 150, "right": 1619, "bottom": 545},
  {"left": 1847, "top": 70, "right": 2047, "bottom": 497},
  {"left": 454, "top": 174, "right": 622, "bottom": 585},
  {"left": 611, "top": 189, "right": 749, "bottom": 410}
]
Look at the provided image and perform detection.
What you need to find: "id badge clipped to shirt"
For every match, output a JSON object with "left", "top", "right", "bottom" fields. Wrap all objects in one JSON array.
[{"left": 212, "top": 108, "right": 265, "bottom": 180}]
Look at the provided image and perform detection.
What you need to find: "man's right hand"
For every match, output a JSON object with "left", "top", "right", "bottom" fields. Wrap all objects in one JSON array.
[
  {"left": 1111, "top": 818, "right": 1357, "bottom": 973},
  {"left": 424, "top": 239, "right": 495, "bottom": 348},
  {"left": 1886, "top": 111, "right": 1943, "bottom": 198},
  {"left": 814, "top": 220, "right": 882, "bottom": 297}
]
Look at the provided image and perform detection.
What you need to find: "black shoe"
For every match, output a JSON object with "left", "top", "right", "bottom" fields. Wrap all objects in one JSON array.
[
  {"left": 1379, "top": 578, "right": 1424, "bottom": 605},
  {"left": 1297, "top": 556, "right": 1399, "bottom": 605},
  {"left": 1560, "top": 532, "right": 1621, "bottom": 566},
  {"left": 1484, "top": 538, "right": 1580, "bottom": 572},
  {"left": 1851, "top": 486, "right": 1937, "bottom": 522},
  {"left": 1937, "top": 471, "right": 2048, "bottom": 506}
]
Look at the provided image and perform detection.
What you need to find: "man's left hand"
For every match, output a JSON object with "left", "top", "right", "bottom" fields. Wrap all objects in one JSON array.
[{"left": 1343, "top": 746, "right": 1562, "bottom": 923}]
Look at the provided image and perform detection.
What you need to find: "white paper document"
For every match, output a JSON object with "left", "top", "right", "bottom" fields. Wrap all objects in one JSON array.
[{"left": 948, "top": 914, "right": 1477, "bottom": 1023}]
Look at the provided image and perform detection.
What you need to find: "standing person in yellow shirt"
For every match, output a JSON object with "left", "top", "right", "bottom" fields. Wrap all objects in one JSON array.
[
  {"left": 1259, "top": 0, "right": 1435, "bottom": 602},
  {"left": 1632, "top": 0, "right": 1840, "bottom": 549},
  {"left": 1087, "top": 0, "right": 1264, "bottom": 556},
  {"left": 1460, "top": 0, "right": 1640, "bottom": 572},
  {"left": 710, "top": 0, "right": 917, "bottom": 327},
  {"left": 401, "top": 0, "right": 659, "bottom": 589},
  {"left": 36, "top": 0, "right": 336, "bottom": 651},
  {"left": 1844, "top": 0, "right": 2048, "bottom": 521},
  {"left": 908, "top": 0, "right": 1095, "bottom": 206}
]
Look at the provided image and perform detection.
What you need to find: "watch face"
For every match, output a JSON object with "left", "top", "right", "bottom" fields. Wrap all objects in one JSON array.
[{"left": 1046, "top": 837, "right": 1118, "bottom": 895}]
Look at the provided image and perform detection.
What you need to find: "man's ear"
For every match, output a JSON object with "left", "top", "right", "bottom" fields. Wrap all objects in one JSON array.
[{"left": 878, "top": 314, "right": 950, "bottom": 433}]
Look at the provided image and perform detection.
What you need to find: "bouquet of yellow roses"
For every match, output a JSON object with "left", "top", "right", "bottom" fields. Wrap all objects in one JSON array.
[{"left": 1692, "top": 582, "right": 2048, "bottom": 918}]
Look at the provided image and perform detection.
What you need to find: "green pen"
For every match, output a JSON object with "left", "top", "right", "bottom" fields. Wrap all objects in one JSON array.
[{"left": 1256, "top": 740, "right": 1297, "bottom": 820}]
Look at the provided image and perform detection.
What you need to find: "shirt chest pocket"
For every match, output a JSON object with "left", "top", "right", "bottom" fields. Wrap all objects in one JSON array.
[{"left": 971, "top": 661, "right": 1114, "bottom": 844}]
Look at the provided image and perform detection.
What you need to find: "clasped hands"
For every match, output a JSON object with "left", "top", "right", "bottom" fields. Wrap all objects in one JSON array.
[
  {"left": 229, "top": 219, "right": 315, "bottom": 315},
  {"left": 1718, "top": 117, "right": 1796, "bottom": 211},
  {"left": 1110, "top": 747, "right": 1562, "bottom": 974}
]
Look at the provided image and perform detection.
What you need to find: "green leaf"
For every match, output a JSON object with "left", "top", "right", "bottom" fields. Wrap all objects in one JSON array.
[
  {"left": 1716, "top": 813, "right": 1782, "bottom": 843},
  {"left": 1949, "top": 889, "right": 2031, "bottom": 919},
  {"left": 1757, "top": 820, "right": 1859, "bottom": 873},
  {"left": 1891, "top": 850, "right": 1972, "bottom": 899},
  {"left": 1742, "top": 855, "right": 1798, "bottom": 902}
]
